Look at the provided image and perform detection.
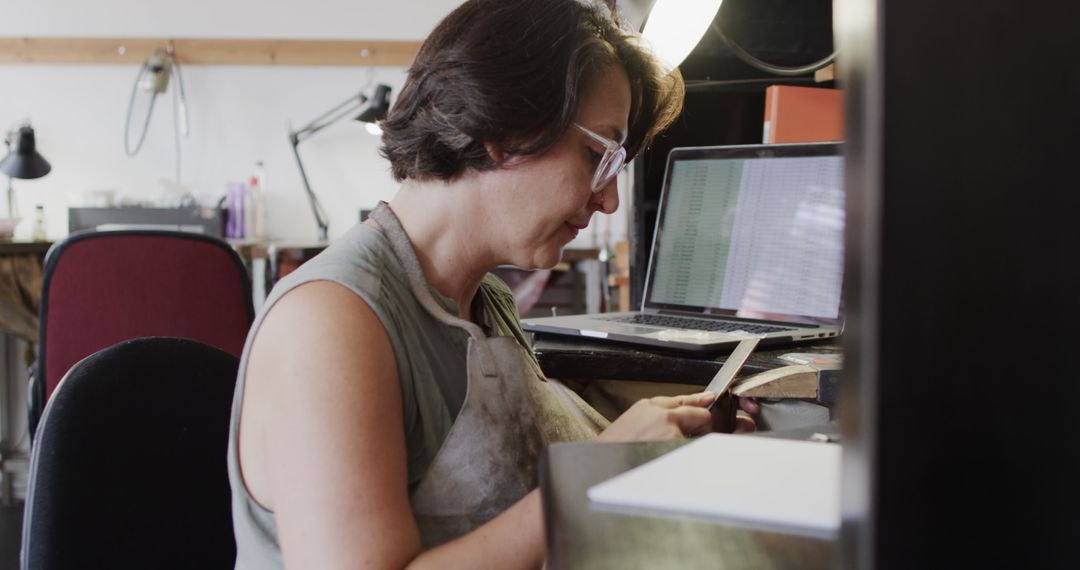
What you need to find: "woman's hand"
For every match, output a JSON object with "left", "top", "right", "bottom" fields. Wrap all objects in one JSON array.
[
  {"left": 596, "top": 393, "right": 760, "bottom": 443},
  {"left": 733, "top": 397, "right": 759, "bottom": 433}
]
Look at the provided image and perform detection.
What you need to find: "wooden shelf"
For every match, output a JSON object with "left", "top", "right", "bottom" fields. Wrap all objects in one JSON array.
[{"left": 0, "top": 37, "right": 422, "bottom": 66}]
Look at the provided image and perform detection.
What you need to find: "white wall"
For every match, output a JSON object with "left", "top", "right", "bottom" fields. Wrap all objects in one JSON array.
[
  {"left": 4, "top": 0, "right": 467, "bottom": 40},
  {"left": 0, "top": 0, "right": 630, "bottom": 247}
]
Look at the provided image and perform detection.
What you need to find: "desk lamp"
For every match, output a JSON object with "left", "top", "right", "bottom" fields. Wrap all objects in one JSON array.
[
  {"left": 0, "top": 123, "right": 52, "bottom": 221},
  {"left": 641, "top": 0, "right": 724, "bottom": 72},
  {"left": 288, "top": 83, "right": 392, "bottom": 242},
  {"left": 641, "top": 0, "right": 836, "bottom": 77}
]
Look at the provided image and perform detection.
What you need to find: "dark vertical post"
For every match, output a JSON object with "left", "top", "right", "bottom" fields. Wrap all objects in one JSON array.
[{"left": 839, "top": 0, "right": 1080, "bottom": 567}]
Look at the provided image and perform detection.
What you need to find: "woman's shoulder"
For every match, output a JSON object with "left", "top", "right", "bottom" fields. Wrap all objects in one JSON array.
[
  {"left": 262, "top": 279, "right": 378, "bottom": 335},
  {"left": 249, "top": 224, "right": 425, "bottom": 357},
  {"left": 308, "top": 223, "right": 399, "bottom": 277},
  {"left": 270, "top": 225, "right": 405, "bottom": 302}
]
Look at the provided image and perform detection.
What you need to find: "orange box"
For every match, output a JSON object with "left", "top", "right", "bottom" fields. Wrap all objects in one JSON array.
[{"left": 763, "top": 85, "right": 844, "bottom": 143}]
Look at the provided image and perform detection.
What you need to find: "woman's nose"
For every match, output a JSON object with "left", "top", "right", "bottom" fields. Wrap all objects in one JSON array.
[{"left": 592, "top": 177, "right": 620, "bottom": 214}]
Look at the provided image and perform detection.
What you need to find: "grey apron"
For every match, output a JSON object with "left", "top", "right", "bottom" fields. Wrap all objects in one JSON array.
[{"left": 369, "top": 203, "right": 610, "bottom": 548}]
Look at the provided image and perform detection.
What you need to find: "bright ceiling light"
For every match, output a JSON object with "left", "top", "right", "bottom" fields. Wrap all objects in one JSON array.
[{"left": 641, "top": 0, "right": 724, "bottom": 72}]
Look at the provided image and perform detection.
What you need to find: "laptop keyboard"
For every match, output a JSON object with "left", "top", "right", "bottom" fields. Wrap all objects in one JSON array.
[{"left": 604, "top": 314, "right": 795, "bottom": 334}]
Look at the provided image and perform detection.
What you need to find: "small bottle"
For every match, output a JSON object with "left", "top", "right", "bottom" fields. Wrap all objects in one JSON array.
[
  {"left": 32, "top": 205, "right": 47, "bottom": 241},
  {"left": 243, "top": 179, "right": 255, "bottom": 240},
  {"left": 252, "top": 161, "right": 267, "bottom": 239},
  {"left": 246, "top": 172, "right": 265, "bottom": 240}
]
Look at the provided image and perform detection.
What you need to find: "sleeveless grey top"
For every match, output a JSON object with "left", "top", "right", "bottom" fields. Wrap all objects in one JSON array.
[{"left": 226, "top": 221, "right": 535, "bottom": 570}]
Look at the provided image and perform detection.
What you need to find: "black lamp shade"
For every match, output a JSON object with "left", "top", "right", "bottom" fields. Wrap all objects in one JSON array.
[
  {"left": 1, "top": 126, "right": 52, "bottom": 180},
  {"left": 354, "top": 84, "right": 392, "bottom": 123}
]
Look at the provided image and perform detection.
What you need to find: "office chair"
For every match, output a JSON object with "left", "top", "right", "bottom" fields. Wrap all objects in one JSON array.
[
  {"left": 29, "top": 230, "right": 254, "bottom": 437},
  {"left": 21, "top": 337, "right": 238, "bottom": 569}
]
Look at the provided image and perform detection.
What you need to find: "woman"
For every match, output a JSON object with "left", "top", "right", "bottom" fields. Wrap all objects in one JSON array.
[{"left": 227, "top": 0, "right": 756, "bottom": 567}]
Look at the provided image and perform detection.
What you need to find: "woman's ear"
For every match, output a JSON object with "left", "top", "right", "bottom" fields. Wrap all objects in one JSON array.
[{"left": 484, "top": 141, "right": 507, "bottom": 164}]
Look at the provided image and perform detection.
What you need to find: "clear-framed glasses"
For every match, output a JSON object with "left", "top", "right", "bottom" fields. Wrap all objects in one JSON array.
[{"left": 573, "top": 122, "right": 627, "bottom": 193}]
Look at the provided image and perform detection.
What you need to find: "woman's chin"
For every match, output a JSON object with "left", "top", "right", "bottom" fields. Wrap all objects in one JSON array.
[{"left": 527, "top": 245, "right": 565, "bottom": 270}]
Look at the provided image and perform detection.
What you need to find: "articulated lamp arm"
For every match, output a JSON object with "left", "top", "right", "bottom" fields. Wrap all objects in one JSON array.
[{"left": 287, "top": 92, "right": 370, "bottom": 242}]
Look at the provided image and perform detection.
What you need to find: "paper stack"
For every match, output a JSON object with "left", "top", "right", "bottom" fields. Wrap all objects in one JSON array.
[{"left": 587, "top": 433, "right": 841, "bottom": 535}]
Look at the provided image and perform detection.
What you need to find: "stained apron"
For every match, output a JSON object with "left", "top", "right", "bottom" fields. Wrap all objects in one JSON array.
[{"left": 369, "top": 203, "right": 610, "bottom": 547}]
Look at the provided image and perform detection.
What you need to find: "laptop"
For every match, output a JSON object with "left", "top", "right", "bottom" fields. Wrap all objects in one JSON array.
[{"left": 522, "top": 141, "right": 845, "bottom": 354}]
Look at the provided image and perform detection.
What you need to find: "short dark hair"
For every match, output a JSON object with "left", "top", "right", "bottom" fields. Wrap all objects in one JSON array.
[{"left": 380, "top": 0, "right": 685, "bottom": 182}]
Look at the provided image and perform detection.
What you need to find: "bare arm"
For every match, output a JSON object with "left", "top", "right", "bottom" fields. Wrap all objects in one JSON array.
[
  {"left": 242, "top": 281, "right": 550, "bottom": 569},
  {"left": 244, "top": 281, "right": 420, "bottom": 568},
  {"left": 240, "top": 281, "right": 721, "bottom": 569}
]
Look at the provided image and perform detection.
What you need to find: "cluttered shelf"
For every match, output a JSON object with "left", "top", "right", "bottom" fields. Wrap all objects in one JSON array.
[{"left": 0, "top": 240, "right": 52, "bottom": 343}]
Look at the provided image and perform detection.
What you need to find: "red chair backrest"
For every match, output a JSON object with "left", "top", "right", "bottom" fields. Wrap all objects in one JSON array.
[{"left": 38, "top": 231, "right": 254, "bottom": 405}]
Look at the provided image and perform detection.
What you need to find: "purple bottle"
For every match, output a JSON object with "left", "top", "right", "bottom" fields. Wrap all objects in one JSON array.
[{"left": 225, "top": 182, "right": 246, "bottom": 238}]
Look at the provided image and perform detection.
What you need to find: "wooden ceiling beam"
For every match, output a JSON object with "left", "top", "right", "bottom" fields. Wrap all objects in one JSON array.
[{"left": 0, "top": 37, "right": 421, "bottom": 66}]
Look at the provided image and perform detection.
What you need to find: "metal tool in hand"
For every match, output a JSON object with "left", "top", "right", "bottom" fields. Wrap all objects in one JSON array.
[{"left": 705, "top": 337, "right": 761, "bottom": 411}]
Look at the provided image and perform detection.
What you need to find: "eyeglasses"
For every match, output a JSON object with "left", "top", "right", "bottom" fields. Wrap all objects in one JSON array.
[{"left": 573, "top": 122, "right": 627, "bottom": 193}]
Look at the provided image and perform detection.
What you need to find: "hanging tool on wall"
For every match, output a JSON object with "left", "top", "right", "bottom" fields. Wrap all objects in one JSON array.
[{"left": 124, "top": 45, "right": 190, "bottom": 183}]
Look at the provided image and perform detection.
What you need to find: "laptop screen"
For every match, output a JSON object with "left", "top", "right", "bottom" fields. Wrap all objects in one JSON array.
[{"left": 643, "top": 142, "right": 845, "bottom": 326}]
